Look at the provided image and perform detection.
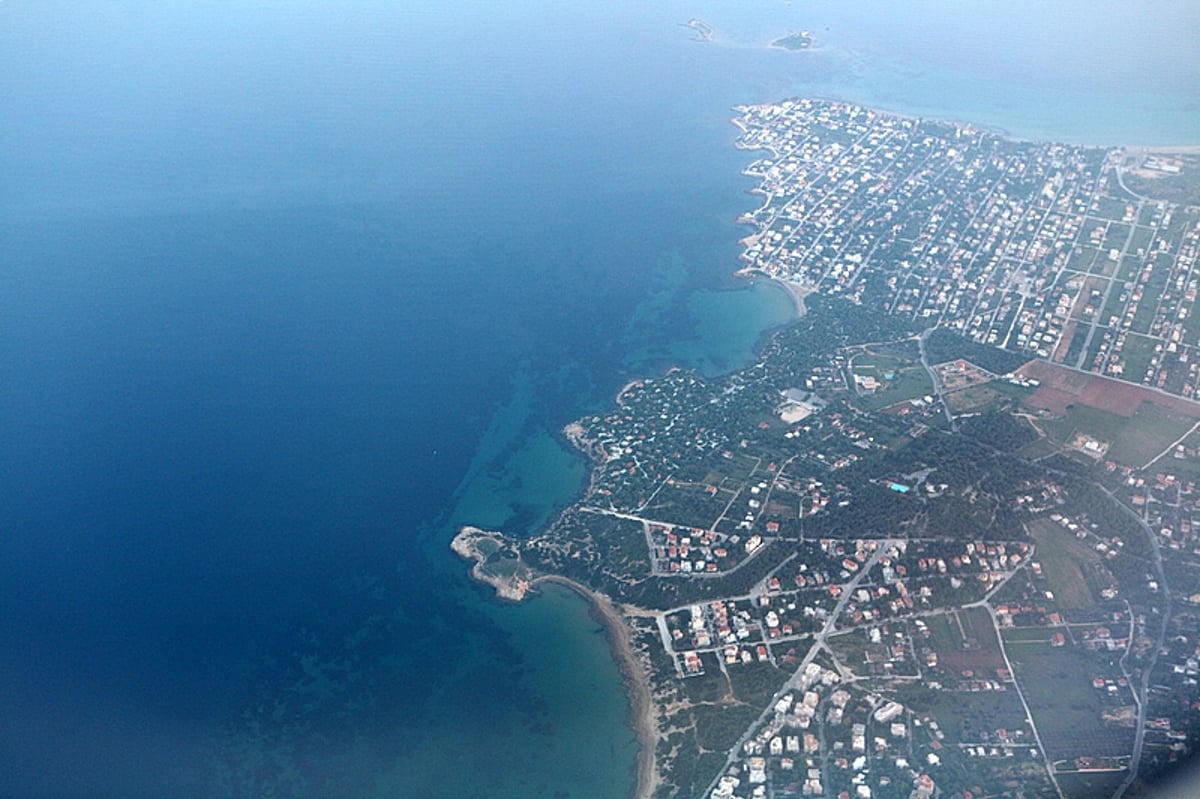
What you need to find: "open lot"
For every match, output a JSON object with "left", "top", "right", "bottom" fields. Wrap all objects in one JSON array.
[
  {"left": 929, "top": 607, "right": 1007, "bottom": 675},
  {"left": 1020, "top": 360, "right": 1200, "bottom": 419},
  {"left": 926, "top": 690, "right": 1029, "bottom": 746},
  {"left": 1028, "top": 518, "right": 1101, "bottom": 610},
  {"left": 1039, "top": 399, "right": 1197, "bottom": 468}
]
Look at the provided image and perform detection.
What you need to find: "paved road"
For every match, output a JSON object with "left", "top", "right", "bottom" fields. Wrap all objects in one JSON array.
[
  {"left": 1107, "top": 486, "right": 1172, "bottom": 799},
  {"left": 703, "top": 541, "right": 896, "bottom": 797},
  {"left": 918, "top": 329, "right": 957, "bottom": 429}
]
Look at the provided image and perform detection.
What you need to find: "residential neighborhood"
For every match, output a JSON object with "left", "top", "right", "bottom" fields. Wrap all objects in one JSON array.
[{"left": 458, "top": 100, "right": 1200, "bottom": 799}]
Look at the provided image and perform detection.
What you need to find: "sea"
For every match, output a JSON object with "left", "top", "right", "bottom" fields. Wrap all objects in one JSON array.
[{"left": 1, "top": 2, "right": 1197, "bottom": 797}]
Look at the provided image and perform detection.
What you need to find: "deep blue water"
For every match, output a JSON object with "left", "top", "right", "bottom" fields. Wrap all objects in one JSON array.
[{"left": 1, "top": 2, "right": 1197, "bottom": 797}]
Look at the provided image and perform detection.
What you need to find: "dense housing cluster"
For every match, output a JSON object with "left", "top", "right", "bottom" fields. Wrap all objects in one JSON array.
[{"left": 736, "top": 99, "right": 1200, "bottom": 397}]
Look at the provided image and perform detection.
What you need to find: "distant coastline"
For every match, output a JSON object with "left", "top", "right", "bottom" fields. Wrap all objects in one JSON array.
[{"left": 732, "top": 96, "right": 1200, "bottom": 151}]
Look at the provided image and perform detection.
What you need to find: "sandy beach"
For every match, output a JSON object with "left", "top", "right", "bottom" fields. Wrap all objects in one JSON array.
[
  {"left": 533, "top": 575, "right": 660, "bottom": 799},
  {"left": 770, "top": 276, "right": 813, "bottom": 319},
  {"left": 452, "top": 535, "right": 660, "bottom": 798}
]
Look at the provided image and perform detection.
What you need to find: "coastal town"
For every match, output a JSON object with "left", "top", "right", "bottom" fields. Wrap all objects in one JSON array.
[
  {"left": 735, "top": 99, "right": 1200, "bottom": 399},
  {"left": 455, "top": 100, "right": 1200, "bottom": 799}
]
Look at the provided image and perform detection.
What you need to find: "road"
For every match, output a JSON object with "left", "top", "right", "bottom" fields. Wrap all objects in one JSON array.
[
  {"left": 1075, "top": 196, "right": 1144, "bottom": 371},
  {"left": 702, "top": 541, "right": 896, "bottom": 798},
  {"left": 972, "top": 599, "right": 1064, "bottom": 799},
  {"left": 918, "top": 328, "right": 957, "bottom": 429},
  {"left": 1107, "top": 485, "right": 1172, "bottom": 799}
]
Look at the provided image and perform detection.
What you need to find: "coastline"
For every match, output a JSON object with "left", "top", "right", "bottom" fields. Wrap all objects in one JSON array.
[
  {"left": 766, "top": 274, "right": 813, "bottom": 320},
  {"left": 733, "top": 262, "right": 813, "bottom": 322},
  {"left": 736, "top": 95, "right": 1200, "bottom": 152},
  {"left": 451, "top": 532, "right": 660, "bottom": 799},
  {"left": 533, "top": 576, "right": 660, "bottom": 799},
  {"left": 1124, "top": 144, "right": 1200, "bottom": 155}
]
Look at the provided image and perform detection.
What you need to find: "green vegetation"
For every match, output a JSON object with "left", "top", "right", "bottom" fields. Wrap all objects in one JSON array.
[
  {"left": 1002, "top": 626, "right": 1063, "bottom": 643},
  {"left": 691, "top": 702, "right": 760, "bottom": 751},
  {"left": 1122, "top": 153, "right": 1200, "bottom": 206},
  {"left": 946, "top": 383, "right": 1003, "bottom": 412},
  {"left": 1057, "top": 771, "right": 1129, "bottom": 799},
  {"left": 962, "top": 606, "right": 1004, "bottom": 656},
  {"left": 827, "top": 629, "right": 870, "bottom": 672},
  {"left": 924, "top": 328, "right": 1031, "bottom": 374},
  {"left": 925, "top": 612, "right": 965, "bottom": 651},
  {"left": 960, "top": 411, "right": 1040, "bottom": 452},
  {"left": 1028, "top": 518, "right": 1100, "bottom": 610},
  {"left": 927, "top": 690, "right": 1029, "bottom": 746},
  {"left": 728, "top": 661, "right": 789, "bottom": 707},
  {"left": 1108, "top": 403, "right": 1196, "bottom": 467},
  {"left": 1009, "top": 646, "right": 1133, "bottom": 761}
]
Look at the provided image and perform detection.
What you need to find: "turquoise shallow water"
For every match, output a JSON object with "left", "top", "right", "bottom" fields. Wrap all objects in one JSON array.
[{"left": 0, "top": 1, "right": 1196, "bottom": 796}]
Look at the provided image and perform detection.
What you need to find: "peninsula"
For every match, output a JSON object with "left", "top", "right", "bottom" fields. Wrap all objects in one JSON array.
[{"left": 456, "top": 99, "right": 1200, "bottom": 799}]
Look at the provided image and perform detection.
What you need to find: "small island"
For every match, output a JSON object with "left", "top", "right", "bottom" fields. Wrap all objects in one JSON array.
[
  {"left": 681, "top": 18, "right": 714, "bottom": 43},
  {"left": 771, "top": 30, "right": 815, "bottom": 51}
]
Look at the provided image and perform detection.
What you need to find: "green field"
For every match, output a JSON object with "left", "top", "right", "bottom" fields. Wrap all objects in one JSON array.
[
  {"left": 1041, "top": 400, "right": 1195, "bottom": 469},
  {"left": 852, "top": 352, "right": 908, "bottom": 374},
  {"left": 1150, "top": 428, "right": 1200, "bottom": 480},
  {"left": 1117, "top": 254, "right": 1140, "bottom": 282},
  {"left": 1099, "top": 280, "right": 1129, "bottom": 322},
  {"left": 925, "top": 612, "right": 965, "bottom": 651},
  {"left": 1002, "top": 626, "right": 1064, "bottom": 644},
  {"left": 1108, "top": 403, "right": 1197, "bottom": 468},
  {"left": 1043, "top": 403, "right": 1126, "bottom": 445},
  {"left": 1102, "top": 222, "right": 1131, "bottom": 253},
  {"left": 827, "top": 629, "right": 870, "bottom": 671},
  {"left": 853, "top": 366, "right": 934, "bottom": 412},
  {"left": 962, "top": 606, "right": 1003, "bottom": 654},
  {"left": 926, "top": 690, "right": 1030, "bottom": 746},
  {"left": 1093, "top": 197, "right": 1132, "bottom": 222},
  {"left": 1068, "top": 245, "right": 1099, "bottom": 272},
  {"left": 946, "top": 383, "right": 1004, "bottom": 412},
  {"left": 1128, "top": 225, "right": 1155, "bottom": 256},
  {"left": 1028, "top": 518, "right": 1100, "bottom": 610},
  {"left": 1008, "top": 646, "right": 1111, "bottom": 753}
]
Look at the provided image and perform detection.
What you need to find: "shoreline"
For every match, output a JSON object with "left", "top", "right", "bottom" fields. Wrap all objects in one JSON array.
[
  {"left": 452, "top": 93, "right": 1200, "bottom": 799},
  {"left": 1123, "top": 144, "right": 1200, "bottom": 155},
  {"left": 533, "top": 576, "right": 660, "bottom": 799},
  {"left": 450, "top": 533, "right": 660, "bottom": 799},
  {"left": 734, "top": 96, "right": 1200, "bottom": 152},
  {"left": 766, "top": 274, "right": 813, "bottom": 320},
  {"left": 733, "top": 263, "right": 813, "bottom": 322}
]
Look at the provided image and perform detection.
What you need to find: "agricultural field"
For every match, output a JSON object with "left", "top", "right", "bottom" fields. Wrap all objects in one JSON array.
[
  {"left": 1008, "top": 645, "right": 1134, "bottom": 761},
  {"left": 1106, "top": 404, "right": 1197, "bottom": 468},
  {"left": 1038, "top": 400, "right": 1196, "bottom": 469}
]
